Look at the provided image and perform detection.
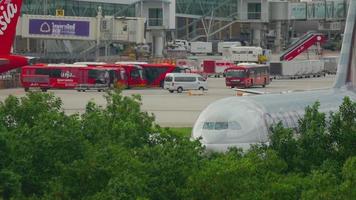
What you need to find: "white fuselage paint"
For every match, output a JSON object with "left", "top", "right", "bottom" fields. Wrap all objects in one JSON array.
[
  {"left": 192, "top": 89, "right": 356, "bottom": 152},
  {"left": 350, "top": 26, "right": 356, "bottom": 87}
]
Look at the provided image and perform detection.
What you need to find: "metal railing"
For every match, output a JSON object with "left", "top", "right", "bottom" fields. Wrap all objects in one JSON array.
[
  {"left": 148, "top": 18, "right": 164, "bottom": 27},
  {"left": 247, "top": 12, "right": 261, "bottom": 20},
  {"left": 179, "top": 11, "right": 268, "bottom": 41}
]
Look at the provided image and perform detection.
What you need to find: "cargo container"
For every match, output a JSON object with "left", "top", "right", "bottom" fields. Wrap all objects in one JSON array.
[
  {"left": 218, "top": 42, "right": 241, "bottom": 56},
  {"left": 228, "top": 46, "right": 263, "bottom": 63},
  {"left": 202, "top": 60, "right": 234, "bottom": 77},
  {"left": 270, "top": 60, "right": 325, "bottom": 79},
  {"left": 321, "top": 56, "right": 338, "bottom": 74},
  {"left": 203, "top": 60, "right": 215, "bottom": 74},
  {"left": 190, "top": 42, "right": 213, "bottom": 55}
]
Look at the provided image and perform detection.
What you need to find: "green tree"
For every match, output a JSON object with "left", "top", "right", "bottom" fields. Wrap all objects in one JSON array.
[
  {"left": 81, "top": 90, "right": 155, "bottom": 148},
  {"left": 301, "top": 170, "right": 341, "bottom": 200},
  {"left": 138, "top": 129, "right": 205, "bottom": 200},
  {"left": 297, "top": 102, "right": 333, "bottom": 172},
  {"left": 339, "top": 156, "right": 356, "bottom": 200},
  {"left": 0, "top": 93, "right": 87, "bottom": 197},
  {"left": 185, "top": 149, "right": 287, "bottom": 200},
  {"left": 0, "top": 169, "right": 21, "bottom": 200},
  {"left": 53, "top": 144, "right": 146, "bottom": 200},
  {"left": 0, "top": 90, "right": 354, "bottom": 199},
  {"left": 269, "top": 123, "right": 299, "bottom": 172},
  {"left": 329, "top": 97, "right": 356, "bottom": 163}
]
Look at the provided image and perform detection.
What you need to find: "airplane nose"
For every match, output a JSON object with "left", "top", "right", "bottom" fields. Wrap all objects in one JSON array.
[
  {"left": 193, "top": 97, "right": 269, "bottom": 149},
  {"left": 202, "top": 129, "right": 228, "bottom": 144}
]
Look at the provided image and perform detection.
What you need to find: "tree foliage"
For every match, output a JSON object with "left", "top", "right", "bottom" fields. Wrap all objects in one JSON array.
[{"left": 0, "top": 91, "right": 355, "bottom": 199}]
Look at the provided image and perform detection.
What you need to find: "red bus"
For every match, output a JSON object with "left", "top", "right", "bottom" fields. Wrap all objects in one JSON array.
[
  {"left": 21, "top": 64, "right": 127, "bottom": 92},
  {"left": 84, "top": 63, "right": 147, "bottom": 88},
  {"left": 76, "top": 62, "right": 183, "bottom": 88},
  {"left": 224, "top": 64, "right": 270, "bottom": 88},
  {"left": 118, "top": 64, "right": 147, "bottom": 88},
  {"left": 139, "top": 63, "right": 186, "bottom": 87}
]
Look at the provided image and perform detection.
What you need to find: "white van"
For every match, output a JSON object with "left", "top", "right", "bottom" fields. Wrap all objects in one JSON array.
[{"left": 164, "top": 73, "right": 208, "bottom": 93}]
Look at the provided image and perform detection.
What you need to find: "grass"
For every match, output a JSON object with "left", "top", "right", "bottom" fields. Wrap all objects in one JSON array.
[{"left": 168, "top": 127, "right": 192, "bottom": 138}]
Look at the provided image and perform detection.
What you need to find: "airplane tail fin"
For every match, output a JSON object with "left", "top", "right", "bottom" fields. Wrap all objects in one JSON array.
[
  {"left": 0, "top": 0, "right": 23, "bottom": 55},
  {"left": 333, "top": 0, "right": 356, "bottom": 88}
]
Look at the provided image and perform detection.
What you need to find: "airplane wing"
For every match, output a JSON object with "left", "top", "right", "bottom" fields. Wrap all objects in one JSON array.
[
  {"left": 235, "top": 88, "right": 268, "bottom": 96},
  {"left": 0, "top": 58, "right": 9, "bottom": 65},
  {"left": 235, "top": 88, "right": 331, "bottom": 96}
]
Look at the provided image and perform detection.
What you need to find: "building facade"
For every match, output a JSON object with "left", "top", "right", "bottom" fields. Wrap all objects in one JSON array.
[{"left": 17, "top": 0, "right": 349, "bottom": 61}]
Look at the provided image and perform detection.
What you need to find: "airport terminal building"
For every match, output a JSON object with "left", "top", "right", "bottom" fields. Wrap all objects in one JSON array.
[{"left": 16, "top": 0, "right": 350, "bottom": 61}]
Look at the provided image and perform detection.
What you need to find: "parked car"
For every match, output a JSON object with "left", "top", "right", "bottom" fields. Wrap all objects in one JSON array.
[{"left": 164, "top": 73, "right": 208, "bottom": 93}]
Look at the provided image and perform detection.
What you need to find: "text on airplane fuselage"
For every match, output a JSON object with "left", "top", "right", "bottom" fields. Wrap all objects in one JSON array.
[{"left": 0, "top": 1, "right": 18, "bottom": 36}]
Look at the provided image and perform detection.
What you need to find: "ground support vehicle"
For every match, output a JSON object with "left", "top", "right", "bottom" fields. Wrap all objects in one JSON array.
[
  {"left": 224, "top": 64, "right": 270, "bottom": 88},
  {"left": 75, "top": 84, "right": 109, "bottom": 92},
  {"left": 140, "top": 63, "right": 186, "bottom": 87},
  {"left": 322, "top": 56, "right": 338, "bottom": 74},
  {"left": 164, "top": 73, "right": 208, "bottom": 93},
  {"left": 202, "top": 60, "right": 234, "bottom": 78},
  {"left": 270, "top": 60, "right": 325, "bottom": 79},
  {"left": 218, "top": 42, "right": 241, "bottom": 56},
  {"left": 228, "top": 46, "right": 264, "bottom": 63},
  {"left": 189, "top": 42, "right": 213, "bottom": 55},
  {"left": 21, "top": 64, "right": 127, "bottom": 91}
]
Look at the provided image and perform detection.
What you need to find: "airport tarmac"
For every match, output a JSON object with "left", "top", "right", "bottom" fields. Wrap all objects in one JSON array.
[{"left": 0, "top": 75, "right": 335, "bottom": 127}]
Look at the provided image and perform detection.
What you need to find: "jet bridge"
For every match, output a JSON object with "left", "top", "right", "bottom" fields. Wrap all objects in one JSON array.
[
  {"left": 19, "top": 15, "right": 145, "bottom": 43},
  {"left": 16, "top": 14, "right": 145, "bottom": 61}
]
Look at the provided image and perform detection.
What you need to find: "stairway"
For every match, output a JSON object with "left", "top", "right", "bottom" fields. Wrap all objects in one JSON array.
[{"left": 280, "top": 32, "right": 326, "bottom": 61}]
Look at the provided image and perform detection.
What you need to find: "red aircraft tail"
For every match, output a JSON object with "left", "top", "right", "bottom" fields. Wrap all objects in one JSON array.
[{"left": 0, "top": 0, "right": 23, "bottom": 55}]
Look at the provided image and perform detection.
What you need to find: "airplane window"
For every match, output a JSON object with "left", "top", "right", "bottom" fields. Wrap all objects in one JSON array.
[
  {"left": 215, "top": 122, "right": 228, "bottom": 130},
  {"left": 203, "top": 122, "right": 215, "bottom": 130},
  {"left": 203, "top": 122, "right": 229, "bottom": 130},
  {"left": 228, "top": 121, "right": 242, "bottom": 130}
]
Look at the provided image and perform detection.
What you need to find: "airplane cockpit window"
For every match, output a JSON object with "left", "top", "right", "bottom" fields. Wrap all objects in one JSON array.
[
  {"left": 228, "top": 121, "right": 242, "bottom": 130},
  {"left": 202, "top": 121, "right": 241, "bottom": 130},
  {"left": 215, "top": 122, "right": 228, "bottom": 130},
  {"left": 203, "top": 122, "right": 215, "bottom": 130}
]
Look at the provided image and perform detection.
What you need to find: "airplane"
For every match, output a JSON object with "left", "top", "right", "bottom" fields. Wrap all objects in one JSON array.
[
  {"left": 192, "top": 0, "right": 356, "bottom": 152},
  {"left": 0, "top": 0, "right": 29, "bottom": 74}
]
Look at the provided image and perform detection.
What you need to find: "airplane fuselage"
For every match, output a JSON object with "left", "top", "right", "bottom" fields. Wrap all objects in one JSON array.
[
  {"left": 0, "top": 54, "right": 28, "bottom": 73},
  {"left": 192, "top": 88, "right": 356, "bottom": 152}
]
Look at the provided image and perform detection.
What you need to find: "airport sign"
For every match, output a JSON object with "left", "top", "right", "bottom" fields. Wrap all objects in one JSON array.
[{"left": 29, "top": 19, "right": 90, "bottom": 37}]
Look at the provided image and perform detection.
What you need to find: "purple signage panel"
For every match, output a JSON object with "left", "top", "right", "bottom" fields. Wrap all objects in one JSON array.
[{"left": 29, "top": 19, "right": 90, "bottom": 37}]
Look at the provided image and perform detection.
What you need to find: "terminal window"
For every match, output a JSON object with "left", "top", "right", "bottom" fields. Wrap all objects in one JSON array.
[
  {"left": 248, "top": 3, "right": 261, "bottom": 20},
  {"left": 148, "top": 8, "right": 163, "bottom": 26}
]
